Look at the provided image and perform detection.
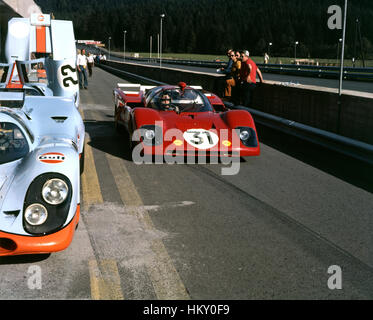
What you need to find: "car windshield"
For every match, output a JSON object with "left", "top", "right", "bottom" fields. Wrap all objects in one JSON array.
[
  {"left": 0, "top": 122, "right": 29, "bottom": 164},
  {"left": 0, "top": 59, "right": 48, "bottom": 86},
  {"left": 22, "top": 60, "right": 48, "bottom": 84},
  {"left": 0, "top": 90, "right": 25, "bottom": 108},
  {"left": 150, "top": 88, "right": 213, "bottom": 113},
  {"left": 0, "top": 64, "right": 9, "bottom": 83}
]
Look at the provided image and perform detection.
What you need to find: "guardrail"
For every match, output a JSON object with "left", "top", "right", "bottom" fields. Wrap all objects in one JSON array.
[
  {"left": 242, "top": 106, "right": 373, "bottom": 166},
  {"left": 80, "top": 44, "right": 373, "bottom": 82},
  {"left": 100, "top": 50, "right": 373, "bottom": 82},
  {"left": 258, "top": 64, "right": 373, "bottom": 81}
]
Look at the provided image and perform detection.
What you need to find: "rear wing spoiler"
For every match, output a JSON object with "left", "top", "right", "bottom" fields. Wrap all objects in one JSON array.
[
  {"left": 117, "top": 83, "right": 203, "bottom": 94},
  {"left": 117, "top": 83, "right": 155, "bottom": 95},
  {"left": 189, "top": 86, "right": 203, "bottom": 90},
  {"left": 6, "top": 14, "right": 76, "bottom": 63}
]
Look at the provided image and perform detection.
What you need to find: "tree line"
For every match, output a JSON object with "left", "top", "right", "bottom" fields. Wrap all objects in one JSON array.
[{"left": 35, "top": 0, "right": 373, "bottom": 59}]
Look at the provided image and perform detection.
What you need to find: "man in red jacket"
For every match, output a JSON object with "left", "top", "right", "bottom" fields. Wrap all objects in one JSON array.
[{"left": 239, "top": 50, "right": 264, "bottom": 107}]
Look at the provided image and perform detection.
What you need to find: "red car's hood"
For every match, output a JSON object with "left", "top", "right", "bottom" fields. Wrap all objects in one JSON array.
[
  {"left": 159, "top": 111, "right": 226, "bottom": 132},
  {"left": 135, "top": 109, "right": 260, "bottom": 157}
]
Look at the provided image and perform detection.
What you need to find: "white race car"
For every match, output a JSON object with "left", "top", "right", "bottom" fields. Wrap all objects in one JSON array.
[
  {"left": 0, "top": 12, "right": 85, "bottom": 255},
  {"left": 0, "top": 72, "right": 85, "bottom": 256}
]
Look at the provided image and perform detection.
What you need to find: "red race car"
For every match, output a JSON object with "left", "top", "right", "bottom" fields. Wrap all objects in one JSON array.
[{"left": 113, "top": 82, "right": 260, "bottom": 159}]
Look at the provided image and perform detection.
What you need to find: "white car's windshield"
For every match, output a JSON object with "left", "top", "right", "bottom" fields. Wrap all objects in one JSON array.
[
  {"left": 0, "top": 59, "right": 48, "bottom": 86},
  {"left": 0, "top": 91, "right": 24, "bottom": 108},
  {"left": 0, "top": 122, "right": 29, "bottom": 164}
]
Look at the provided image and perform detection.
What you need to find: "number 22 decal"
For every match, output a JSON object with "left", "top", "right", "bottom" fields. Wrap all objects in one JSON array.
[{"left": 61, "top": 65, "right": 78, "bottom": 88}]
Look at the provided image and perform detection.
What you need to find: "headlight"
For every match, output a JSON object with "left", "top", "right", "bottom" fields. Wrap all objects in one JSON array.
[
  {"left": 23, "top": 173, "right": 72, "bottom": 235},
  {"left": 42, "top": 179, "right": 69, "bottom": 205},
  {"left": 140, "top": 125, "right": 163, "bottom": 146},
  {"left": 24, "top": 204, "right": 48, "bottom": 226},
  {"left": 239, "top": 130, "right": 251, "bottom": 141},
  {"left": 144, "top": 129, "right": 155, "bottom": 140},
  {"left": 236, "top": 127, "right": 258, "bottom": 148}
]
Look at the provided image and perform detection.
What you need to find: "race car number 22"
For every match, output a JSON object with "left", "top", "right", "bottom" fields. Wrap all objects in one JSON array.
[{"left": 61, "top": 65, "right": 78, "bottom": 88}]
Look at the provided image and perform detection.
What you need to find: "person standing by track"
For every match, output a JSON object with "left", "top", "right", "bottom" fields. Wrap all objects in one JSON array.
[
  {"left": 219, "top": 49, "right": 234, "bottom": 100},
  {"left": 239, "top": 50, "right": 264, "bottom": 107},
  {"left": 87, "top": 53, "right": 95, "bottom": 77},
  {"left": 77, "top": 49, "right": 89, "bottom": 89}
]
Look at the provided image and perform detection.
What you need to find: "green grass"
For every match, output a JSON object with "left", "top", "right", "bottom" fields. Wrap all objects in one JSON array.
[{"left": 113, "top": 51, "right": 373, "bottom": 68}]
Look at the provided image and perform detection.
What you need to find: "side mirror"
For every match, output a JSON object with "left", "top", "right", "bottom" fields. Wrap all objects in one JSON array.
[
  {"left": 224, "top": 102, "right": 248, "bottom": 111},
  {"left": 223, "top": 101, "right": 234, "bottom": 110}
]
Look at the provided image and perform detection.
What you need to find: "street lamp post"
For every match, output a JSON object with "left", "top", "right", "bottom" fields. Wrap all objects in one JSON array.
[
  {"left": 157, "top": 33, "right": 160, "bottom": 59},
  {"left": 268, "top": 42, "right": 273, "bottom": 57},
  {"left": 339, "top": 0, "right": 348, "bottom": 97},
  {"left": 337, "top": 38, "right": 342, "bottom": 66},
  {"left": 150, "top": 35, "right": 152, "bottom": 59},
  {"left": 108, "top": 36, "right": 111, "bottom": 60},
  {"left": 123, "top": 30, "right": 127, "bottom": 62},
  {"left": 294, "top": 41, "right": 299, "bottom": 63},
  {"left": 337, "top": 0, "right": 348, "bottom": 134},
  {"left": 160, "top": 13, "right": 165, "bottom": 68}
]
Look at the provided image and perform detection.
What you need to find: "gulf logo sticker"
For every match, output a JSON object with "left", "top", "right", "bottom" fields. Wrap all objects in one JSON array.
[{"left": 38, "top": 152, "right": 66, "bottom": 164}]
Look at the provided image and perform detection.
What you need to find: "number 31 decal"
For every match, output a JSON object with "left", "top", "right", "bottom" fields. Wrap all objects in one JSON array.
[{"left": 183, "top": 129, "right": 219, "bottom": 150}]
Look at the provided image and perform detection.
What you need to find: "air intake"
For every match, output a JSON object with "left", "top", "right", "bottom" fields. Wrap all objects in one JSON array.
[
  {"left": 51, "top": 116, "right": 68, "bottom": 123},
  {"left": 3, "top": 210, "right": 20, "bottom": 217}
]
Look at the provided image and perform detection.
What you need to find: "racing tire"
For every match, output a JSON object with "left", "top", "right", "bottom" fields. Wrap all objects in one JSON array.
[
  {"left": 114, "top": 105, "right": 120, "bottom": 133},
  {"left": 127, "top": 130, "right": 134, "bottom": 160},
  {"left": 124, "top": 122, "right": 135, "bottom": 161},
  {"left": 114, "top": 105, "right": 125, "bottom": 134},
  {"left": 114, "top": 120, "right": 120, "bottom": 133}
]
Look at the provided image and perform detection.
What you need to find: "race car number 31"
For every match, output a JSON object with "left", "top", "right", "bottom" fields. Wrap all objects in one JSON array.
[{"left": 183, "top": 129, "right": 219, "bottom": 150}]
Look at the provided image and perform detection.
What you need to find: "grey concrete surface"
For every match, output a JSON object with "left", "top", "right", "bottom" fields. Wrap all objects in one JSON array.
[{"left": 0, "top": 67, "right": 372, "bottom": 300}]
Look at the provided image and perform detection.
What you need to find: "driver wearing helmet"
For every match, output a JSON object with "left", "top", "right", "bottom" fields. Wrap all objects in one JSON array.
[{"left": 160, "top": 93, "right": 172, "bottom": 110}]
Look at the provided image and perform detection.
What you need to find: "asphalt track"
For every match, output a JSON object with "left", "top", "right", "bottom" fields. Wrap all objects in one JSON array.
[{"left": 0, "top": 67, "right": 372, "bottom": 300}]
